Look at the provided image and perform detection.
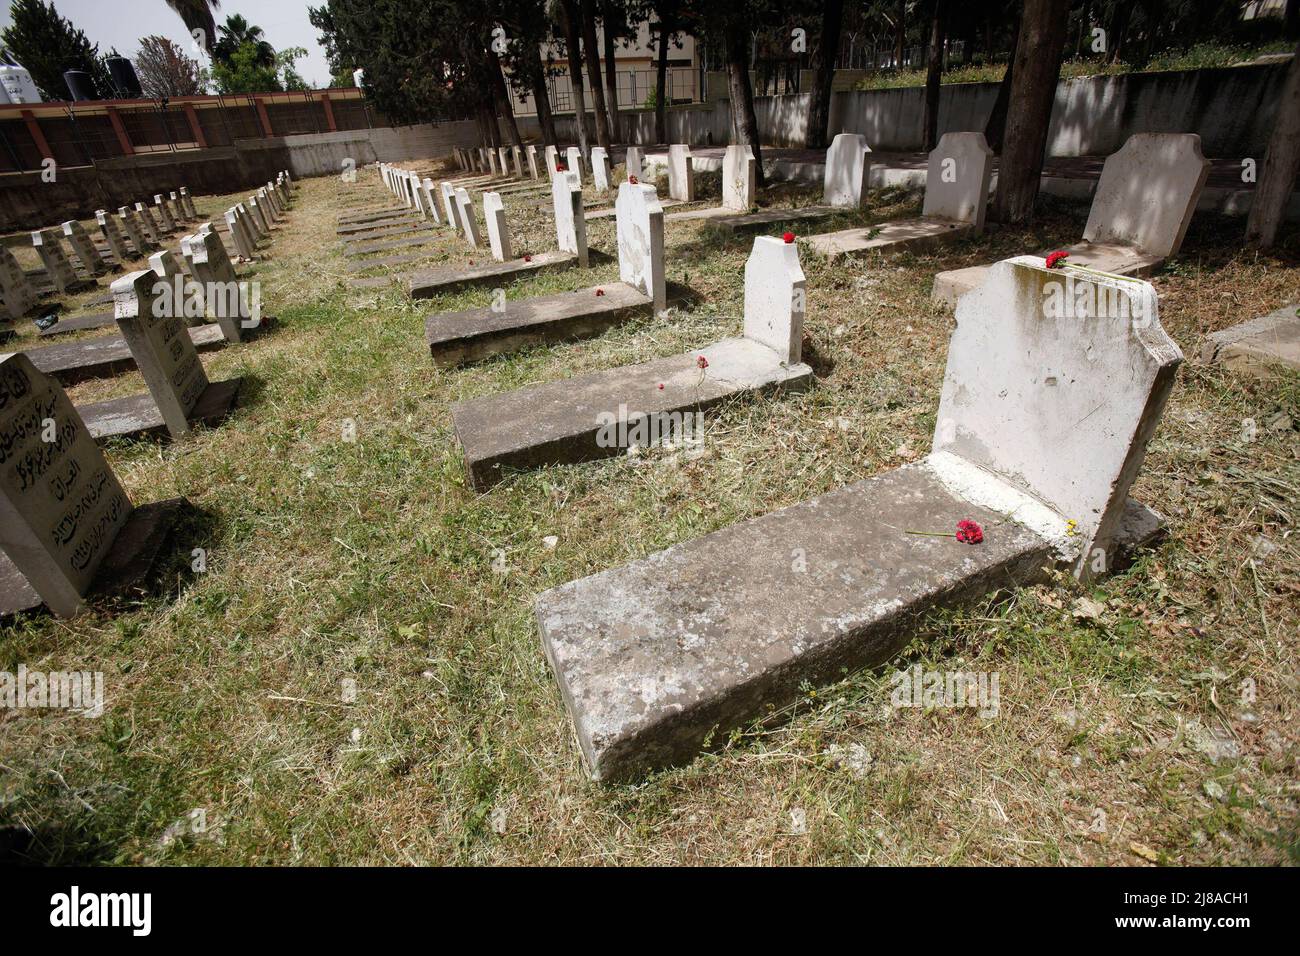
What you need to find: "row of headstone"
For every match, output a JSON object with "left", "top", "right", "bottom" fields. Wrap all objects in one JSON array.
[
  {"left": 222, "top": 170, "right": 294, "bottom": 261},
  {"left": 379, "top": 163, "right": 445, "bottom": 227}
]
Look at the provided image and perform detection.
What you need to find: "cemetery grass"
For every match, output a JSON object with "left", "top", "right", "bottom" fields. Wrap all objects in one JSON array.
[{"left": 0, "top": 167, "right": 1296, "bottom": 866}]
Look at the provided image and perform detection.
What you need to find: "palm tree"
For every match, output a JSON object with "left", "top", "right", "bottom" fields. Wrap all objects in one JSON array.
[
  {"left": 213, "top": 13, "right": 275, "bottom": 67},
  {"left": 163, "top": 0, "right": 221, "bottom": 54}
]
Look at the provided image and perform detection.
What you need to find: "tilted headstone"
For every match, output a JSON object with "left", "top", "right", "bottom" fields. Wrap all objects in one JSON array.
[
  {"left": 615, "top": 181, "right": 665, "bottom": 314},
  {"left": 742, "top": 236, "right": 805, "bottom": 365},
  {"left": 61, "top": 220, "right": 107, "bottom": 276},
  {"left": 0, "top": 353, "right": 134, "bottom": 617},
  {"left": 922, "top": 132, "right": 994, "bottom": 232},
  {"left": 488, "top": 150, "right": 499, "bottom": 177},
  {"left": 453, "top": 188, "right": 483, "bottom": 247},
  {"left": 258, "top": 187, "right": 280, "bottom": 222},
  {"left": 440, "top": 182, "right": 458, "bottom": 225},
  {"left": 407, "top": 175, "right": 427, "bottom": 218},
  {"left": 112, "top": 269, "right": 210, "bottom": 440},
  {"left": 239, "top": 202, "right": 265, "bottom": 242},
  {"left": 591, "top": 147, "right": 611, "bottom": 191},
  {"left": 544, "top": 145, "right": 559, "bottom": 178},
  {"left": 31, "top": 229, "right": 84, "bottom": 293},
  {"left": 179, "top": 186, "right": 197, "bottom": 219},
  {"left": 498, "top": 147, "right": 510, "bottom": 177},
  {"left": 668, "top": 145, "right": 695, "bottom": 202},
  {"left": 135, "top": 202, "right": 162, "bottom": 242},
  {"left": 247, "top": 197, "right": 271, "bottom": 235},
  {"left": 824, "top": 133, "right": 872, "bottom": 208},
  {"left": 185, "top": 230, "right": 249, "bottom": 343},
  {"left": 153, "top": 195, "right": 176, "bottom": 232},
  {"left": 117, "top": 206, "right": 153, "bottom": 255},
  {"left": 483, "top": 192, "right": 512, "bottom": 262},
  {"left": 1081, "top": 133, "right": 1209, "bottom": 258},
  {"left": 169, "top": 191, "right": 185, "bottom": 221},
  {"left": 421, "top": 178, "right": 442, "bottom": 225},
  {"left": 565, "top": 146, "right": 583, "bottom": 179},
  {"left": 526, "top": 145, "right": 540, "bottom": 180},
  {"left": 625, "top": 146, "right": 643, "bottom": 180},
  {"left": 224, "top": 208, "right": 255, "bottom": 260},
  {"left": 95, "top": 210, "right": 131, "bottom": 264},
  {"left": 0, "top": 246, "right": 38, "bottom": 320},
  {"left": 723, "top": 145, "right": 756, "bottom": 211},
  {"left": 552, "top": 170, "right": 588, "bottom": 268},
  {"left": 934, "top": 256, "right": 1180, "bottom": 578},
  {"left": 149, "top": 248, "right": 184, "bottom": 281}
]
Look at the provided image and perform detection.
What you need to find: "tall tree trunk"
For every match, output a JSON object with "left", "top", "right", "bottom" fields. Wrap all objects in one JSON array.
[
  {"left": 806, "top": 0, "right": 844, "bottom": 149},
  {"left": 1245, "top": 39, "right": 1300, "bottom": 248},
  {"left": 580, "top": 0, "right": 613, "bottom": 148},
  {"left": 655, "top": 15, "right": 670, "bottom": 143},
  {"left": 922, "top": 0, "right": 944, "bottom": 151},
  {"left": 560, "top": 0, "right": 591, "bottom": 159},
  {"left": 479, "top": 98, "right": 502, "bottom": 148},
  {"left": 1107, "top": 2, "right": 1131, "bottom": 64},
  {"left": 603, "top": 6, "right": 621, "bottom": 143},
  {"left": 491, "top": 57, "right": 524, "bottom": 147},
  {"left": 894, "top": 0, "right": 906, "bottom": 68},
  {"left": 991, "top": 0, "right": 1068, "bottom": 224},
  {"left": 526, "top": 42, "right": 559, "bottom": 148},
  {"left": 724, "top": 20, "right": 765, "bottom": 188},
  {"left": 984, "top": 17, "right": 1020, "bottom": 154}
]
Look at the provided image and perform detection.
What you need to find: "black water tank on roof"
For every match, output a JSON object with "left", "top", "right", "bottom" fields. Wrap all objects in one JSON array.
[
  {"left": 63, "top": 69, "right": 97, "bottom": 101},
  {"left": 106, "top": 56, "right": 142, "bottom": 98}
]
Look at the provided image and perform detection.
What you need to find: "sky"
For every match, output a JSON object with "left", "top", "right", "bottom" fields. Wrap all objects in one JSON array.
[{"left": 0, "top": 0, "right": 335, "bottom": 89}]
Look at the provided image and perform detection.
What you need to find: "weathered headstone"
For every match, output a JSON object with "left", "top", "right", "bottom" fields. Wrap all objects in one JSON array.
[
  {"left": 239, "top": 202, "right": 265, "bottom": 242},
  {"left": 0, "top": 352, "right": 133, "bottom": 617},
  {"left": 95, "top": 210, "right": 132, "bottom": 264},
  {"left": 224, "top": 208, "right": 256, "bottom": 260},
  {"left": 667, "top": 144, "right": 695, "bottom": 202},
  {"left": 179, "top": 186, "right": 197, "bottom": 219},
  {"left": 117, "top": 206, "right": 153, "bottom": 256},
  {"left": 526, "top": 145, "right": 540, "bottom": 180},
  {"left": 591, "top": 147, "right": 611, "bottom": 191},
  {"left": 407, "top": 175, "right": 427, "bottom": 218},
  {"left": 421, "top": 178, "right": 442, "bottom": 225},
  {"left": 565, "top": 146, "right": 583, "bottom": 179},
  {"left": 488, "top": 150, "right": 499, "bottom": 177},
  {"left": 61, "top": 220, "right": 107, "bottom": 277},
  {"left": 454, "top": 187, "right": 483, "bottom": 247},
  {"left": 440, "top": 182, "right": 458, "bottom": 225},
  {"left": 247, "top": 197, "right": 271, "bottom": 235},
  {"left": 1200, "top": 303, "right": 1300, "bottom": 377},
  {"left": 168, "top": 191, "right": 185, "bottom": 221},
  {"left": 148, "top": 248, "right": 184, "bottom": 282},
  {"left": 185, "top": 230, "right": 250, "bottom": 343},
  {"left": 32, "top": 229, "right": 91, "bottom": 294},
  {"left": 742, "top": 236, "right": 804, "bottom": 363},
  {"left": 135, "top": 202, "right": 162, "bottom": 243},
  {"left": 722, "top": 145, "right": 756, "bottom": 211},
  {"left": 552, "top": 170, "right": 589, "bottom": 268},
  {"left": 615, "top": 181, "right": 666, "bottom": 313},
  {"left": 153, "top": 195, "right": 177, "bottom": 232},
  {"left": 545, "top": 145, "right": 559, "bottom": 178},
  {"left": 0, "top": 246, "right": 38, "bottom": 320},
  {"left": 920, "top": 132, "right": 994, "bottom": 231},
  {"left": 483, "top": 192, "right": 512, "bottom": 262},
  {"left": 625, "top": 146, "right": 643, "bottom": 180},
  {"left": 111, "top": 270, "right": 211, "bottom": 440},
  {"left": 823, "top": 132, "right": 872, "bottom": 207}
]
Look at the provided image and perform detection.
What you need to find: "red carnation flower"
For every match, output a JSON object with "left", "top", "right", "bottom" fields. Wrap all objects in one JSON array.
[
  {"left": 629, "top": 175, "right": 639, "bottom": 184},
  {"left": 696, "top": 355, "right": 709, "bottom": 369},
  {"left": 595, "top": 288, "right": 605, "bottom": 296},
  {"left": 524, "top": 254, "right": 532, "bottom": 262},
  {"left": 556, "top": 163, "right": 567, "bottom": 172},
  {"left": 1045, "top": 250, "right": 1069, "bottom": 269},
  {"left": 782, "top": 231, "right": 795, "bottom": 244},
  {"left": 955, "top": 519, "right": 984, "bottom": 545},
  {"left": 657, "top": 383, "right": 664, "bottom": 390}
]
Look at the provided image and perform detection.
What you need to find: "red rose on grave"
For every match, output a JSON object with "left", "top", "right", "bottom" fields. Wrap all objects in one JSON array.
[
  {"left": 697, "top": 356, "right": 709, "bottom": 369},
  {"left": 657, "top": 383, "right": 665, "bottom": 390},
  {"left": 556, "top": 163, "right": 567, "bottom": 172},
  {"left": 596, "top": 288, "right": 605, "bottom": 296},
  {"left": 782, "top": 231, "right": 795, "bottom": 244},
  {"left": 524, "top": 254, "right": 532, "bottom": 262},
  {"left": 1045, "top": 250, "right": 1069, "bottom": 269},
  {"left": 955, "top": 519, "right": 984, "bottom": 544},
  {"left": 629, "top": 175, "right": 639, "bottom": 184}
]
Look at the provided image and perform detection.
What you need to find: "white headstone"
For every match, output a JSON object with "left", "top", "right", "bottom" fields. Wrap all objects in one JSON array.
[
  {"left": 112, "top": 270, "right": 210, "bottom": 440},
  {"left": 135, "top": 202, "right": 162, "bottom": 242},
  {"left": 488, "top": 150, "right": 499, "bottom": 177},
  {"left": 668, "top": 145, "right": 695, "bottom": 202},
  {"left": 823, "top": 133, "right": 872, "bottom": 208},
  {"left": 565, "top": 146, "right": 583, "bottom": 179},
  {"left": 61, "top": 220, "right": 107, "bottom": 276},
  {"left": 483, "top": 192, "right": 512, "bottom": 262},
  {"left": 117, "top": 207, "right": 152, "bottom": 256},
  {"left": 551, "top": 171, "right": 588, "bottom": 268},
  {"left": 407, "top": 174, "right": 426, "bottom": 218},
  {"left": 591, "top": 147, "right": 611, "bottom": 191},
  {"left": 722, "top": 145, "right": 756, "bottom": 211},
  {"left": 95, "top": 210, "right": 131, "bottom": 264},
  {"left": 421, "top": 178, "right": 442, "bottom": 225},
  {"left": 149, "top": 248, "right": 184, "bottom": 281},
  {"left": 1082, "top": 133, "right": 1209, "bottom": 258},
  {"left": 526, "top": 145, "right": 540, "bottom": 180},
  {"left": 169, "top": 191, "right": 185, "bottom": 220},
  {"left": 0, "top": 353, "right": 134, "bottom": 617},
  {"left": 31, "top": 229, "right": 81, "bottom": 293},
  {"left": 615, "top": 181, "right": 665, "bottom": 314},
  {"left": 625, "top": 146, "right": 643, "bottom": 180},
  {"left": 922, "top": 132, "right": 994, "bottom": 232},
  {"left": 186, "top": 230, "right": 248, "bottom": 343},
  {"left": 499, "top": 147, "right": 510, "bottom": 177},
  {"left": 224, "top": 208, "right": 255, "bottom": 260},
  {"left": 179, "top": 186, "right": 197, "bottom": 219},
  {"left": 247, "top": 197, "right": 270, "bottom": 235},
  {"left": 545, "top": 145, "right": 559, "bottom": 178},
  {"left": 933, "top": 256, "right": 1181, "bottom": 578},
  {"left": 742, "top": 236, "right": 805, "bottom": 365},
  {"left": 153, "top": 194, "right": 176, "bottom": 232},
  {"left": 0, "top": 246, "right": 38, "bottom": 320},
  {"left": 454, "top": 187, "right": 482, "bottom": 247},
  {"left": 511, "top": 145, "right": 524, "bottom": 178}
]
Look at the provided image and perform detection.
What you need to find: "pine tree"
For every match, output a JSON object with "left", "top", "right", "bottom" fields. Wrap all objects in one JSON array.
[{"left": 1, "top": 0, "right": 113, "bottom": 101}]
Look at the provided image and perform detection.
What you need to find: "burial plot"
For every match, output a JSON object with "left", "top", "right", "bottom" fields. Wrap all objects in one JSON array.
[
  {"left": 591, "top": 147, "right": 612, "bottom": 191},
  {"left": 32, "top": 230, "right": 94, "bottom": 294},
  {"left": 663, "top": 145, "right": 757, "bottom": 223},
  {"left": 95, "top": 211, "right": 132, "bottom": 265},
  {"left": 1200, "top": 303, "right": 1300, "bottom": 377},
  {"left": 426, "top": 180, "right": 672, "bottom": 366},
  {"left": 0, "top": 353, "right": 190, "bottom": 618},
  {"left": 933, "top": 133, "right": 1209, "bottom": 306},
  {"left": 667, "top": 145, "right": 695, "bottom": 201},
  {"left": 1, "top": 247, "right": 39, "bottom": 320},
  {"left": 806, "top": 132, "right": 994, "bottom": 259},
  {"left": 534, "top": 255, "right": 1180, "bottom": 782},
  {"left": 62, "top": 221, "right": 108, "bottom": 276},
  {"left": 449, "top": 233, "right": 812, "bottom": 491}
]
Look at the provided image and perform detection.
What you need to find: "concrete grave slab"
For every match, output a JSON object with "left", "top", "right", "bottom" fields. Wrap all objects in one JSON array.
[
  {"left": 341, "top": 221, "right": 436, "bottom": 245},
  {"left": 337, "top": 213, "right": 422, "bottom": 235},
  {"left": 347, "top": 232, "right": 441, "bottom": 257},
  {"left": 407, "top": 249, "right": 578, "bottom": 299},
  {"left": 1200, "top": 303, "right": 1300, "bottom": 377},
  {"left": 37, "top": 310, "right": 116, "bottom": 337},
  {"left": 78, "top": 376, "right": 241, "bottom": 444},
  {"left": 10, "top": 318, "right": 226, "bottom": 385},
  {"left": 668, "top": 145, "right": 695, "bottom": 202},
  {"left": 534, "top": 256, "right": 1181, "bottom": 781},
  {"left": 824, "top": 133, "right": 872, "bottom": 207}
]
